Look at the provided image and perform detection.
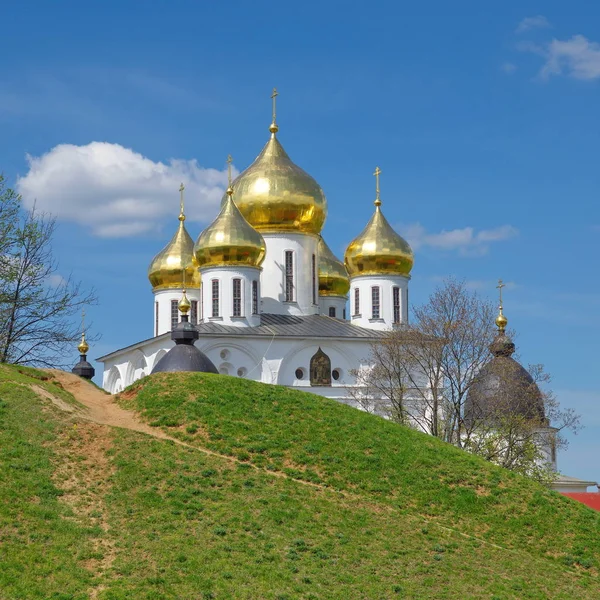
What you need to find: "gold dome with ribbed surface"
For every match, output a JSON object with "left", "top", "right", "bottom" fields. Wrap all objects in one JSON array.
[
  {"left": 148, "top": 209, "right": 201, "bottom": 291},
  {"left": 227, "top": 120, "right": 327, "bottom": 235},
  {"left": 318, "top": 237, "right": 350, "bottom": 297},
  {"left": 195, "top": 185, "right": 266, "bottom": 269},
  {"left": 344, "top": 169, "right": 413, "bottom": 277}
]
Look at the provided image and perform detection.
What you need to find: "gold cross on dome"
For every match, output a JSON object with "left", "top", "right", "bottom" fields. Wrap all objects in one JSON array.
[
  {"left": 227, "top": 154, "right": 233, "bottom": 186},
  {"left": 373, "top": 166, "right": 382, "bottom": 205},
  {"left": 496, "top": 279, "right": 505, "bottom": 306},
  {"left": 81, "top": 309, "right": 86, "bottom": 334},
  {"left": 271, "top": 87, "right": 278, "bottom": 123},
  {"left": 179, "top": 183, "right": 185, "bottom": 215}
]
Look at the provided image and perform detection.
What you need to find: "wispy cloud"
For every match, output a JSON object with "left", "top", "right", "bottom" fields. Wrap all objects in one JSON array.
[
  {"left": 516, "top": 15, "right": 551, "bottom": 34},
  {"left": 516, "top": 33, "right": 600, "bottom": 81},
  {"left": 16, "top": 142, "right": 236, "bottom": 237},
  {"left": 399, "top": 223, "right": 518, "bottom": 256},
  {"left": 539, "top": 35, "right": 600, "bottom": 80},
  {"left": 501, "top": 62, "right": 517, "bottom": 74}
]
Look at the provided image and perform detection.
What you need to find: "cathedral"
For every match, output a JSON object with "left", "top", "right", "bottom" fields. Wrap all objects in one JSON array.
[
  {"left": 95, "top": 93, "right": 600, "bottom": 494},
  {"left": 98, "top": 94, "right": 414, "bottom": 400}
]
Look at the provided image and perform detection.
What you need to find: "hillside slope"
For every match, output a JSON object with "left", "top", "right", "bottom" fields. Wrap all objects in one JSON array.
[{"left": 1, "top": 366, "right": 599, "bottom": 599}]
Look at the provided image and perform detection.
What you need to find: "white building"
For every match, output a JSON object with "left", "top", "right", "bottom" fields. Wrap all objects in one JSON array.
[{"left": 98, "top": 113, "right": 414, "bottom": 397}]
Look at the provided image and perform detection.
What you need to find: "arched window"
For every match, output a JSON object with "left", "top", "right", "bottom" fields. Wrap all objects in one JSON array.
[{"left": 310, "top": 347, "right": 331, "bottom": 387}]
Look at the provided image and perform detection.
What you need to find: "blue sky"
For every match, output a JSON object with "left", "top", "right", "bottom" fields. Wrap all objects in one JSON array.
[{"left": 2, "top": 1, "right": 599, "bottom": 482}]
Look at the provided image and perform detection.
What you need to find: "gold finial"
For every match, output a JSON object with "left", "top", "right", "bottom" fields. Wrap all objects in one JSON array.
[
  {"left": 269, "top": 87, "right": 279, "bottom": 134},
  {"left": 373, "top": 166, "right": 382, "bottom": 206},
  {"left": 226, "top": 154, "right": 234, "bottom": 196},
  {"left": 178, "top": 289, "right": 191, "bottom": 314},
  {"left": 77, "top": 309, "right": 89, "bottom": 354},
  {"left": 179, "top": 183, "right": 186, "bottom": 222},
  {"left": 495, "top": 279, "right": 508, "bottom": 333}
]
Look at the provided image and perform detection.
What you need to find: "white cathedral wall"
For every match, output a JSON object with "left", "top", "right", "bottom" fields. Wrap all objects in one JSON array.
[
  {"left": 260, "top": 233, "right": 320, "bottom": 316},
  {"left": 319, "top": 295, "right": 348, "bottom": 320},
  {"left": 99, "top": 334, "right": 375, "bottom": 402},
  {"left": 350, "top": 274, "right": 409, "bottom": 330},
  {"left": 154, "top": 288, "right": 201, "bottom": 336},
  {"left": 199, "top": 266, "right": 262, "bottom": 327}
]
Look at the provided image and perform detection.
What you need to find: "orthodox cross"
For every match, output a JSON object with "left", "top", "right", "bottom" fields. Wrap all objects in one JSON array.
[
  {"left": 374, "top": 166, "right": 382, "bottom": 205},
  {"left": 227, "top": 154, "right": 233, "bottom": 187},
  {"left": 81, "top": 309, "right": 86, "bottom": 335},
  {"left": 271, "top": 87, "right": 278, "bottom": 123},
  {"left": 496, "top": 279, "right": 505, "bottom": 307},
  {"left": 179, "top": 183, "right": 185, "bottom": 217}
]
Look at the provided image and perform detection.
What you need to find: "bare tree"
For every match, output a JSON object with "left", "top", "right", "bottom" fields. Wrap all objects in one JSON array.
[
  {"left": 0, "top": 178, "right": 97, "bottom": 367},
  {"left": 349, "top": 277, "right": 580, "bottom": 481}
]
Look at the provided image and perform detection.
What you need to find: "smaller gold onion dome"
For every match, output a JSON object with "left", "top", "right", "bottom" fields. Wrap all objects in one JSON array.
[
  {"left": 148, "top": 185, "right": 201, "bottom": 291},
  {"left": 226, "top": 89, "right": 327, "bottom": 235},
  {"left": 178, "top": 289, "right": 191, "bottom": 315},
  {"left": 495, "top": 310, "right": 508, "bottom": 333},
  {"left": 195, "top": 157, "right": 266, "bottom": 269},
  {"left": 344, "top": 168, "right": 414, "bottom": 277},
  {"left": 318, "top": 236, "right": 350, "bottom": 297},
  {"left": 495, "top": 279, "right": 508, "bottom": 333},
  {"left": 77, "top": 332, "right": 89, "bottom": 355}
]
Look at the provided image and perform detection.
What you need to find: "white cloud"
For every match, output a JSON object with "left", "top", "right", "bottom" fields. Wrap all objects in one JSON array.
[
  {"left": 538, "top": 35, "right": 600, "bottom": 80},
  {"left": 399, "top": 224, "right": 518, "bottom": 256},
  {"left": 16, "top": 142, "right": 235, "bottom": 237},
  {"left": 516, "top": 15, "right": 551, "bottom": 34}
]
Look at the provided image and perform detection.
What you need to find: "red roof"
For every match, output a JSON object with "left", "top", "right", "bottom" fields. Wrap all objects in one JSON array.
[{"left": 562, "top": 493, "right": 600, "bottom": 511}]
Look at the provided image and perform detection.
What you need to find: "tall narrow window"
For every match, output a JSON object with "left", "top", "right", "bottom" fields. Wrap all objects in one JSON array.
[
  {"left": 201, "top": 285, "right": 204, "bottom": 321},
  {"left": 285, "top": 250, "right": 294, "bottom": 302},
  {"left": 232, "top": 278, "right": 242, "bottom": 317},
  {"left": 171, "top": 299, "right": 179, "bottom": 328},
  {"left": 405, "top": 288, "right": 409, "bottom": 324},
  {"left": 329, "top": 306, "right": 336, "bottom": 318},
  {"left": 252, "top": 280, "right": 259, "bottom": 315},
  {"left": 312, "top": 253, "right": 316, "bottom": 305},
  {"left": 211, "top": 280, "right": 219, "bottom": 318},
  {"left": 393, "top": 286, "right": 400, "bottom": 324},
  {"left": 353, "top": 287, "right": 360, "bottom": 316},
  {"left": 191, "top": 300, "right": 198, "bottom": 325},
  {"left": 343, "top": 308, "right": 346, "bottom": 320},
  {"left": 371, "top": 286, "right": 380, "bottom": 319},
  {"left": 155, "top": 301, "right": 159, "bottom": 336}
]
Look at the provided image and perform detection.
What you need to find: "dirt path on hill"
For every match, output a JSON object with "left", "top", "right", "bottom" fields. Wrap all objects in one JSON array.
[{"left": 45, "top": 369, "right": 173, "bottom": 440}]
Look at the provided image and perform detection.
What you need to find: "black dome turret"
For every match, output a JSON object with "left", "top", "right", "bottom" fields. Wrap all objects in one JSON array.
[{"left": 151, "top": 291, "right": 218, "bottom": 375}]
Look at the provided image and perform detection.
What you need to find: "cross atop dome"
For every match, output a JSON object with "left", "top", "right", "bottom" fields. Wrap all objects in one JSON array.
[
  {"left": 374, "top": 166, "right": 382, "bottom": 207},
  {"left": 270, "top": 87, "right": 279, "bottom": 134}
]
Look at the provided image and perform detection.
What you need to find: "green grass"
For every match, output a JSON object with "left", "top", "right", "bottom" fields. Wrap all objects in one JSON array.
[{"left": 1, "top": 366, "right": 600, "bottom": 598}]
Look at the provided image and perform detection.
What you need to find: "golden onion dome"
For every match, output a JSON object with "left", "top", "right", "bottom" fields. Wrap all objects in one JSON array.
[
  {"left": 226, "top": 94, "right": 327, "bottom": 235},
  {"left": 344, "top": 168, "right": 414, "bottom": 277},
  {"left": 178, "top": 289, "right": 191, "bottom": 315},
  {"left": 195, "top": 181, "right": 266, "bottom": 269},
  {"left": 318, "top": 236, "right": 350, "bottom": 297},
  {"left": 148, "top": 188, "right": 201, "bottom": 292},
  {"left": 77, "top": 332, "right": 89, "bottom": 355}
]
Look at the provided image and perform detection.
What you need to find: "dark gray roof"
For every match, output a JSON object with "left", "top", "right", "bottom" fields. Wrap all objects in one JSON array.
[
  {"left": 97, "top": 314, "right": 386, "bottom": 361},
  {"left": 195, "top": 313, "right": 388, "bottom": 339}
]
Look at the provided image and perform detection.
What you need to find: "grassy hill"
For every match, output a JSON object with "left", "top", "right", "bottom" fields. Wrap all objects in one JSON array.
[{"left": 1, "top": 366, "right": 599, "bottom": 599}]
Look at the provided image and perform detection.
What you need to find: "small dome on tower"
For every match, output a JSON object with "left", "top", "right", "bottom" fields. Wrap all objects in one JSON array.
[
  {"left": 227, "top": 89, "right": 327, "bottom": 235},
  {"left": 195, "top": 157, "right": 266, "bottom": 269},
  {"left": 148, "top": 186, "right": 201, "bottom": 291},
  {"left": 318, "top": 237, "right": 350, "bottom": 297},
  {"left": 344, "top": 168, "right": 413, "bottom": 277},
  {"left": 465, "top": 292, "right": 547, "bottom": 427}
]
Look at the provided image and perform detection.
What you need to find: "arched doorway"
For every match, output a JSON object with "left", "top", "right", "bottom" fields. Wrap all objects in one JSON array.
[{"left": 310, "top": 347, "right": 331, "bottom": 387}]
